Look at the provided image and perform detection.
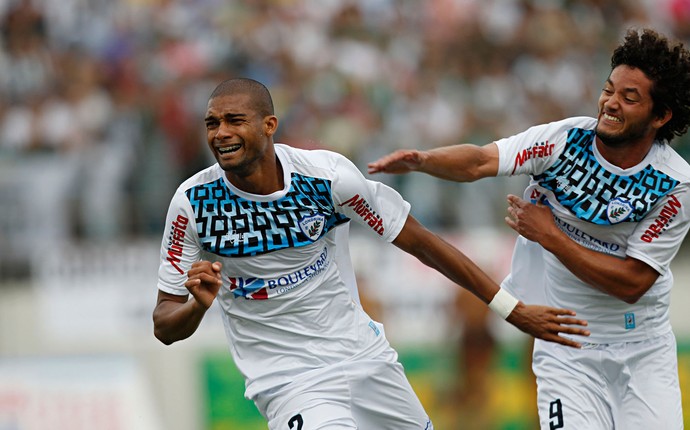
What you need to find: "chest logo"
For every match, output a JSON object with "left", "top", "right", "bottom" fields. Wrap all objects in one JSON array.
[
  {"left": 299, "top": 213, "right": 325, "bottom": 241},
  {"left": 229, "top": 277, "right": 267, "bottom": 300},
  {"left": 606, "top": 197, "right": 634, "bottom": 224}
]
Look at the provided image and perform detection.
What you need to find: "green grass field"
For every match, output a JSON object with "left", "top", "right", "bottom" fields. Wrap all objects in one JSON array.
[{"left": 202, "top": 342, "right": 690, "bottom": 429}]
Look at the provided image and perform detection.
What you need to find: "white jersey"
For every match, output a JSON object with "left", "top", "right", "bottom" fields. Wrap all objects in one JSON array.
[
  {"left": 157, "top": 144, "right": 411, "bottom": 399},
  {"left": 496, "top": 116, "right": 690, "bottom": 343}
]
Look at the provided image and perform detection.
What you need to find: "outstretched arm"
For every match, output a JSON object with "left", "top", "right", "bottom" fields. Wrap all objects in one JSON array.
[
  {"left": 505, "top": 195, "right": 659, "bottom": 303},
  {"left": 392, "top": 215, "right": 589, "bottom": 348},
  {"left": 153, "top": 261, "right": 223, "bottom": 345},
  {"left": 367, "top": 143, "right": 500, "bottom": 182}
]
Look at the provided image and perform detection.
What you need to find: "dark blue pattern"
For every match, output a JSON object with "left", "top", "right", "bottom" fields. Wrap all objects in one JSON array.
[
  {"left": 186, "top": 174, "right": 349, "bottom": 256},
  {"left": 534, "top": 128, "right": 679, "bottom": 225}
]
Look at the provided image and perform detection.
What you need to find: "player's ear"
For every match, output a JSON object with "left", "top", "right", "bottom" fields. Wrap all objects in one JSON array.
[
  {"left": 263, "top": 115, "right": 278, "bottom": 137},
  {"left": 652, "top": 107, "right": 672, "bottom": 130}
]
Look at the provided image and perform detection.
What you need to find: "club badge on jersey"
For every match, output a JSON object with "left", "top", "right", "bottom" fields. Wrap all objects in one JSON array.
[
  {"left": 606, "top": 197, "right": 634, "bottom": 224},
  {"left": 299, "top": 213, "right": 326, "bottom": 241}
]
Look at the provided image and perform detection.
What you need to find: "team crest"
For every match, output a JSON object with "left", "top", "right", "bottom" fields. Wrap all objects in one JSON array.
[
  {"left": 299, "top": 213, "right": 325, "bottom": 241},
  {"left": 606, "top": 197, "right": 633, "bottom": 224}
]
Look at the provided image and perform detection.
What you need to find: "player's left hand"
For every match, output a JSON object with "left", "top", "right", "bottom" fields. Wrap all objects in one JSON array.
[{"left": 507, "top": 302, "right": 590, "bottom": 348}]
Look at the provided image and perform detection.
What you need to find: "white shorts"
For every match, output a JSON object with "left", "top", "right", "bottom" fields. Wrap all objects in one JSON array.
[
  {"left": 254, "top": 349, "right": 433, "bottom": 430},
  {"left": 533, "top": 331, "right": 683, "bottom": 429}
]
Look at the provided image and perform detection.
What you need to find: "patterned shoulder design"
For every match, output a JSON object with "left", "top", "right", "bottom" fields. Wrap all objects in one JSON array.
[
  {"left": 534, "top": 128, "right": 680, "bottom": 225},
  {"left": 185, "top": 174, "right": 349, "bottom": 257}
]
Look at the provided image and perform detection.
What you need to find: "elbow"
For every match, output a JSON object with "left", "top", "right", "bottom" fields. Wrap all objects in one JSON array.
[
  {"left": 154, "top": 328, "right": 177, "bottom": 346},
  {"left": 153, "top": 318, "right": 179, "bottom": 345},
  {"left": 621, "top": 295, "right": 641, "bottom": 305},
  {"left": 152, "top": 306, "right": 177, "bottom": 345},
  {"left": 619, "top": 283, "right": 654, "bottom": 305},
  {"left": 154, "top": 327, "right": 173, "bottom": 345},
  {"left": 616, "top": 261, "right": 659, "bottom": 305}
]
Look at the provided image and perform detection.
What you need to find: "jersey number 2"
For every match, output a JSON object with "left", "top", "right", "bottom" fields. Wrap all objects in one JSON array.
[{"left": 288, "top": 413, "right": 303, "bottom": 430}]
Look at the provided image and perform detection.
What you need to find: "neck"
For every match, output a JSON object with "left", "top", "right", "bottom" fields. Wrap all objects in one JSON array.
[
  {"left": 226, "top": 155, "right": 284, "bottom": 195},
  {"left": 594, "top": 137, "right": 655, "bottom": 169}
]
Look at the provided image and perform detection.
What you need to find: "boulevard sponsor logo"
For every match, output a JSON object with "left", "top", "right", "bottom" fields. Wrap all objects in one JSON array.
[
  {"left": 606, "top": 197, "right": 634, "bottom": 224},
  {"left": 554, "top": 217, "right": 621, "bottom": 253},
  {"left": 641, "top": 194, "right": 681, "bottom": 243},
  {"left": 229, "top": 277, "right": 267, "bottom": 299},
  {"left": 167, "top": 214, "right": 189, "bottom": 274},
  {"left": 267, "top": 247, "right": 330, "bottom": 295},
  {"left": 229, "top": 247, "right": 331, "bottom": 299},
  {"left": 339, "top": 194, "right": 384, "bottom": 235},
  {"left": 299, "top": 213, "right": 325, "bottom": 241}
]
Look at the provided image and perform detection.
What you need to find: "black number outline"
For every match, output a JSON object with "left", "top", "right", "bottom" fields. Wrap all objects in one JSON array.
[
  {"left": 549, "top": 398, "right": 564, "bottom": 429},
  {"left": 288, "top": 413, "right": 304, "bottom": 430}
]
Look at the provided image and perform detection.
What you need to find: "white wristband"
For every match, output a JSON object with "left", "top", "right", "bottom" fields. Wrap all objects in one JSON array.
[{"left": 488, "top": 288, "right": 519, "bottom": 319}]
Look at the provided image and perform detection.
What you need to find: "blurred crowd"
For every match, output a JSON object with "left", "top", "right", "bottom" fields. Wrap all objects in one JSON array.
[{"left": 1, "top": 0, "right": 689, "bottom": 274}]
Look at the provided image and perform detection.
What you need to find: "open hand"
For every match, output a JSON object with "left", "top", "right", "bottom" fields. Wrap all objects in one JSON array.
[
  {"left": 368, "top": 149, "right": 424, "bottom": 174},
  {"left": 507, "top": 302, "right": 589, "bottom": 348}
]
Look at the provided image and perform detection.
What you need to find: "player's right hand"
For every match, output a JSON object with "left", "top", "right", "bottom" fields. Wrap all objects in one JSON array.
[
  {"left": 367, "top": 149, "right": 424, "bottom": 174},
  {"left": 507, "top": 302, "right": 590, "bottom": 348},
  {"left": 185, "top": 261, "right": 223, "bottom": 310}
]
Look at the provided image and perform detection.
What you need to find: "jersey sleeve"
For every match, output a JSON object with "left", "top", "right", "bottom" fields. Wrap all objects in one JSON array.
[
  {"left": 330, "top": 154, "right": 411, "bottom": 243},
  {"left": 157, "top": 189, "right": 201, "bottom": 295},
  {"left": 626, "top": 184, "right": 690, "bottom": 275},
  {"left": 495, "top": 118, "right": 593, "bottom": 176}
]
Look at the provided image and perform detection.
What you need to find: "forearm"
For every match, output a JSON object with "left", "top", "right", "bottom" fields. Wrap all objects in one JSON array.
[
  {"left": 153, "top": 296, "right": 208, "bottom": 345},
  {"left": 394, "top": 220, "right": 498, "bottom": 304},
  {"left": 506, "top": 195, "right": 658, "bottom": 303},
  {"left": 395, "top": 215, "right": 590, "bottom": 348},
  {"left": 419, "top": 144, "right": 499, "bottom": 182},
  {"left": 540, "top": 229, "right": 657, "bottom": 303}
]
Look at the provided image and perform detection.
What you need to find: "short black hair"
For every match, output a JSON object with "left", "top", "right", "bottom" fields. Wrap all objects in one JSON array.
[
  {"left": 209, "top": 78, "right": 275, "bottom": 117},
  {"left": 611, "top": 28, "right": 690, "bottom": 142}
]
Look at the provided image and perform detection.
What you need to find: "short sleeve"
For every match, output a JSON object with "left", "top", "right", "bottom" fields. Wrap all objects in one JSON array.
[
  {"left": 495, "top": 117, "right": 596, "bottom": 177},
  {"left": 157, "top": 189, "right": 201, "bottom": 295},
  {"left": 330, "top": 155, "right": 411, "bottom": 243},
  {"left": 626, "top": 184, "right": 690, "bottom": 275}
]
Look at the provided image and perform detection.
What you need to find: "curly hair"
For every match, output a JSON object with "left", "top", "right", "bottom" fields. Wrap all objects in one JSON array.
[{"left": 610, "top": 28, "right": 690, "bottom": 143}]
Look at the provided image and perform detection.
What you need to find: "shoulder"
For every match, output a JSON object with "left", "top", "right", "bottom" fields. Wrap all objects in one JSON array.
[
  {"left": 655, "top": 143, "right": 690, "bottom": 183},
  {"left": 563, "top": 116, "right": 597, "bottom": 128},
  {"left": 276, "top": 143, "right": 354, "bottom": 179},
  {"left": 175, "top": 164, "right": 223, "bottom": 194},
  {"left": 536, "top": 116, "right": 597, "bottom": 134},
  {"left": 500, "top": 116, "right": 597, "bottom": 143}
]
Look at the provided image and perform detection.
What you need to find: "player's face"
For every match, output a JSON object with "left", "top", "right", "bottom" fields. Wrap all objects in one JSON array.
[
  {"left": 204, "top": 93, "right": 275, "bottom": 174},
  {"left": 595, "top": 65, "right": 665, "bottom": 147}
]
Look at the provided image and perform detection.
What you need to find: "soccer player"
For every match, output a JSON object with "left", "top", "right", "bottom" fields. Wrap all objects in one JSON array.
[
  {"left": 368, "top": 28, "right": 690, "bottom": 428},
  {"left": 152, "top": 78, "right": 590, "bottom": 430}
]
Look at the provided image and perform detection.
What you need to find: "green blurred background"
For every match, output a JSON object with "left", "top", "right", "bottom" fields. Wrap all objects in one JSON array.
[{"left": 202, "top": 343, "right": 690, "bottom": 429}]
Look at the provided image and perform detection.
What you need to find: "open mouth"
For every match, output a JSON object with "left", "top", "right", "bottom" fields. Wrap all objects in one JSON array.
[
  {"left": 602, "top": 113, "right": 621, "bottom": 123},
  {"left": 217, "top": 144, "right": 241, "bottom": 154}
]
